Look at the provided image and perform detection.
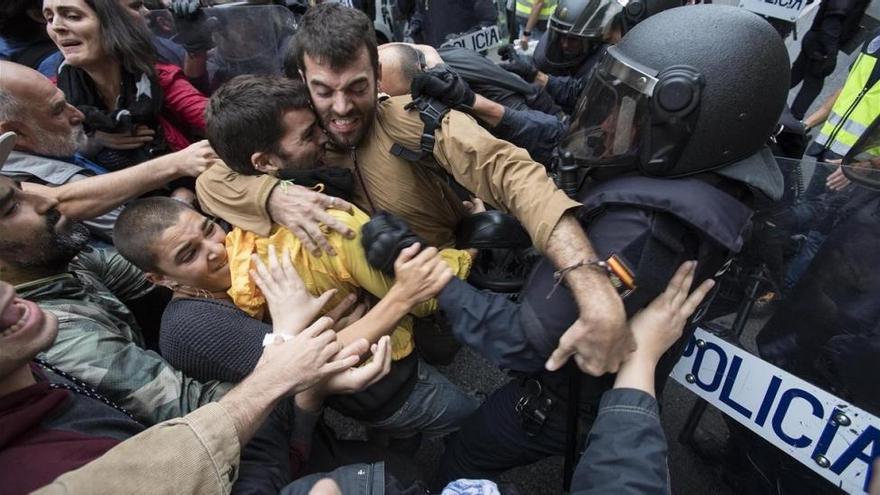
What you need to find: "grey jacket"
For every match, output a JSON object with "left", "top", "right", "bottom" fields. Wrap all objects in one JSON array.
[
  {"left": 572, "top": 388, "right": 670, "bottom": 494},
  {"left": 2, "top": 150, "right": 121, "bottom": 241}
]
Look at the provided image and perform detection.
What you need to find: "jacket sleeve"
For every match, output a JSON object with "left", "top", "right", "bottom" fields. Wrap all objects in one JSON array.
[
  {"left": 571, "top": 388, "right": 670, "bottom": 495},
  {"left": 545, "top": 75, "right": 586, "bottom": 114},
  {"left": 41, "top": 311, "right": 233, "bottom": 426},
  {"left": 70, "top": 248, "right": 155, "bottom": 305},
  {"left": 437, "top": 277, "right": 547, "bottom": 371},
  {"left": 493, "top": 106, "right": 567, "bottom": 166},
  {"left": 33, "top": 402, "right": 241, "bottom": 495},
  {"left": 195, "top": 161, "right": 279, "bottom": 236},
  {"left": 156, "top": 63, "right": 208, "bottom": 135},
  {"left": 431, "top": 109, "right": 580, "bottom": 253}
]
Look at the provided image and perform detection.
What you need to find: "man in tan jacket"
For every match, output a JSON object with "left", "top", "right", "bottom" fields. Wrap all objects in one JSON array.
[{"left": 196, "top": 3, "right": 631, "bottom": 376}]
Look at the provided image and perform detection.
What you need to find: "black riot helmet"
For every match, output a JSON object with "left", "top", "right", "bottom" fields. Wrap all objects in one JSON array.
[
  {"left": 559, "top": 5, "right": 791, "bottom": 187},
  {"left": 540, "top": 0, "right": 683, "bottom": 70}
]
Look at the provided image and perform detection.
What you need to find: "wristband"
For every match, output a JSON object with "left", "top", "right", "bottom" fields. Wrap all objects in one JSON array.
[
  {"left": 523, "top": 30, "right": 532, "bottom": 37},
  {"left": 262, "top": 333, "right": 294, "bottom": 346}
]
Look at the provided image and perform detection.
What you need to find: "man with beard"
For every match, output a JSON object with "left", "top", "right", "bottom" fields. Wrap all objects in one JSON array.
[
  {"left": 0, "top": 131, "right": 227, "bottom": 425},
  {"left": 0, "top": 61, "right": 216, "bottom": 241},
  {"left": 197, "top": 3, "right": 631, "bottom": 376}
]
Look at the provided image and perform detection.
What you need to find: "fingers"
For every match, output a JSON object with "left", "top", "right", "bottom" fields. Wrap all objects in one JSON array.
[
  {"left": 320, "top": 354, "right": 360, "bottom": 374},
  {"left": 280, "top": 247, "right": 304, "bottom": 288},
  {"left": 545, "top": 333, "right": 576, "bottom": 371},
  {"left": 320, "top": 214, "right": 356, "bottom": 241},
  {"left": 290, "top": 225, "right": 321, "bottom": 255},
  {"left": 300, "top": 220, "right": 335, "bottom": 257},
  {"left": 336, "top": 303, "right": 366, "bottom": 329},
  {"left": 301, "top": 316, "right": 335, "bottom": 338},
  {"left": 325, "top": 293, "right": 358, "bottom": 321},
  {"left": 318, "top": 193, "right": 354, "bottom": 214},
  {"left": 679, "top": 278, "right": 716, "bottom": 319},
  {"left": 662, "top": 261, "right": 695, "bottom": 302},
  {"left": 671, "top": 261, "right": 698, "bottom": 308},
  {"left": 337, "top": 338, "right": 369, "bottom": 361},
  {"left": 313, "top": 289, "right": 337, "bottom": 313},
  {"left": 394, "top": 242, "right": 422, "bottom": 270}
]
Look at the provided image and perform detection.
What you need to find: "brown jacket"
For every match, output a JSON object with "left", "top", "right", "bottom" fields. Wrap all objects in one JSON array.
[{"left": 196, "top": 95, "right": 579, "bottom": 252}]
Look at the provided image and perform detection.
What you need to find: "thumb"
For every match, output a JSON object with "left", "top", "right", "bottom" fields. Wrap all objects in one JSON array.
[
  {"left": 394, "top": 242, "right": 421, "bottom": 268},
  {"left": 545, "top": 346, "right": 574, "bottom": 372},
  {"left": 313, "top": 288, "right": 337, "bottom": 309}
]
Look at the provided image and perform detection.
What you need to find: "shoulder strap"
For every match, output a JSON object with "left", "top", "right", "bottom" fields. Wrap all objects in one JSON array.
[{"left": 390, "top": 96, "right": 451, "bottom": 161}]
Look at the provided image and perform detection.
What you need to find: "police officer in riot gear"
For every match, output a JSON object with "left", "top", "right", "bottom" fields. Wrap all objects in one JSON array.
[
  {"left": 501, "top": 0, "right": 684, "bottom": 113},
  {"left": 365, "top": 5, "right": 791, "bottom": 486}
]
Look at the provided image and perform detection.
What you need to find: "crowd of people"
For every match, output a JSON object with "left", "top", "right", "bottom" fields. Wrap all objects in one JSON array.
[{"left": 1, "top": 0, "right": 879, "bottom": 494}]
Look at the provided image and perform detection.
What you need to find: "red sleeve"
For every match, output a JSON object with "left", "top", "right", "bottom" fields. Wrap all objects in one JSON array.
[{"left": 156, "top": 63, "right": 207, "bottom": 135}]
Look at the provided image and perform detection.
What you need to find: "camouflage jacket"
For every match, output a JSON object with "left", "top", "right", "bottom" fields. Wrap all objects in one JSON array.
[{"left": 15, "top": 247, "right": 232, "bottom": 426}]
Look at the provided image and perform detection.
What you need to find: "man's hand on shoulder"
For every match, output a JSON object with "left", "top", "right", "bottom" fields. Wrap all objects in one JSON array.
[
  {"left": 266, "top": 184, "right": 356, "bottom": 256},
  {"left": 170, "top": 140, "right": 222, "bottom": 178}
]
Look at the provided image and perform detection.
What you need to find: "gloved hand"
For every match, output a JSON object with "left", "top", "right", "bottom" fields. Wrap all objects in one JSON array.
[
  {"left": 361, "top": 212, "right": 425, "bottom": 276},
  {"left": 410, "top": 64, "right": 476, "bottom": 109},
  {"left": 497, "top": 44, "right": 538, "bottom": 83},
  {"left": 170, "top": 0, "right": 219, "bottom": 53}
]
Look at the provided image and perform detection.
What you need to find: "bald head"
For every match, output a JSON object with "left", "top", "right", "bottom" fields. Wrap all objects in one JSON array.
[
  {"left": 0, "top": 61, "right": 86, "bottom": 157},
  {"left": 377, "top": 43, "right": 443, "bottom": 96}
]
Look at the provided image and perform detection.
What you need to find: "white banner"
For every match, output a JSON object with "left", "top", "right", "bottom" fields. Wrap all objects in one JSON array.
[
  {"left": 672, "top": 328, "right": 880, "bottom": 494},
  {"left": 440, "top": 25, "right": 503, "bottom": 52},
  {"left": 738, "top": 0, "right": 812, "bottom": 22}
]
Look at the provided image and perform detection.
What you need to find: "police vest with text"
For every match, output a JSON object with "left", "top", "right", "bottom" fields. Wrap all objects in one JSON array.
[
  {"left": 515, "top": 0, "right": 557, "bottom": 20},
  {"left": 816, "top": 45, "right": 880, "bottom": 157}
]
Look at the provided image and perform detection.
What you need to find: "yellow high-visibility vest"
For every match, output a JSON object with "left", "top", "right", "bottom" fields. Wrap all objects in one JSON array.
[
  {"left": 515, "top": 0, "right": 557, "bottom": 20},
  {"left": 817, "top": 49, "right": 880, "bottom": 157}
]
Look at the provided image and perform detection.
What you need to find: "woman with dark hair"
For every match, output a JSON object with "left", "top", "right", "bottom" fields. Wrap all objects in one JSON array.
[{"left": 43, "top": 0, "right": 208, "bottom": 171}]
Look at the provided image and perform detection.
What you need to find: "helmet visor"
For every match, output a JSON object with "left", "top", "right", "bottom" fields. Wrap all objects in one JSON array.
[
  {"left": 550, "top": 0, "right": 624, "bottom": 39},
  {"left": 559, "top": 50, "right": 654, "bottom": 167},
  {"left": 842, "top": 123, "right": 880, "bottom": 191},
  {"left": 543, "top": 29, "right": 593, "bottom": 68}
]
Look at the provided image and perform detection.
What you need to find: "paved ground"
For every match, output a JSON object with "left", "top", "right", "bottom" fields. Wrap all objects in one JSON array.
[{"left": 327, "top": 10, "right": 877, "bottom": 493}]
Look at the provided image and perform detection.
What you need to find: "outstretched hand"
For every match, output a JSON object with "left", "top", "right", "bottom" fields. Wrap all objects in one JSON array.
[
  {"left": 251, "top": 245, "right": 336, "bottom": 335},
  {"left": 267, "top": 184, "right": 355, "bottom": 256},
  {"left": 628, "top": 261, "right": 715, "bottom": 363}
]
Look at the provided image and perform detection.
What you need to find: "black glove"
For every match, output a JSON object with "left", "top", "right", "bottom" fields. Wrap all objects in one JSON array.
[
  {"left": 497, "top": 44, "right": 537, "bottom": 83},
  {"left": 411, "top": 65, "right": 476, "bottom": 109},
  {"left": 361, "top": 212, "right": 425, "bottom": 277},
  {"left": 170, "top": 0, "right": 218, "bottom": 53}
]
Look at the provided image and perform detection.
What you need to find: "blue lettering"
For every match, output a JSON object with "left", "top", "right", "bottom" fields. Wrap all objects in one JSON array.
[
  {"left": 754, "top": 375, "right": 782, "bottom": 427},
  {"left": 771, "top": 388, "right": 824, "bottom": 448},
  {"left": 811, "top": 408, "right": 844, "bottom": 460},
  {"left": 830, "top": 425, "right": 880, "bottom": 492},
  {"left": 719, "top": 356, "right": 753, "bottom": 419},
  {"left": 681, "top": 335, "right": 697, "bottom": 358},
  {"left": 691, "top": 342, "right": 726, "bottom": 392}
]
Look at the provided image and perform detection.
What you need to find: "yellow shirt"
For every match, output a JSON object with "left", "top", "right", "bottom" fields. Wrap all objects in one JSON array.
[{"left": 225, "top": 207, "right": 473, "bottom": 361}]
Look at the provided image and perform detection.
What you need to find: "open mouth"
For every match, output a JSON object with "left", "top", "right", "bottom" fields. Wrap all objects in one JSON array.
[
  {"left": 0, "top": 298, "right": 43, "bottom": 340},
  {"left": 329, "top": 116, "right": 360, "bottom": 135}
]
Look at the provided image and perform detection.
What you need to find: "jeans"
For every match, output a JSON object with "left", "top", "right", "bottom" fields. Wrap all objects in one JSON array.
[{"left": 367, "top": 359, "right": 479, "bottom": 439}]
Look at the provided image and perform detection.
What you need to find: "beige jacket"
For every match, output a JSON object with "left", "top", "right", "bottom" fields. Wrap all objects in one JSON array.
[
  {"left": 196, "top": 95, "right": 579, "bottom": 252},
  {"left": 34, "top": 403, "right": 240, "bottom": 494}
]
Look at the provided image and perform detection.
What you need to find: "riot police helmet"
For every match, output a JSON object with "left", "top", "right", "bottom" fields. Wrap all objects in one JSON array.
[{"left": 559, "top": 5, "right": 790, "bottom": 196}]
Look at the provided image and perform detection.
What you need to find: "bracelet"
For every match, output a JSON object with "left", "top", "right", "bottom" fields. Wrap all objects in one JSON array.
[
  {"left": 547, "top": 254, "right": 636, "bottom": 300},
  {"left": 262, "top": 333, "right": 294, "bottom": 347}
]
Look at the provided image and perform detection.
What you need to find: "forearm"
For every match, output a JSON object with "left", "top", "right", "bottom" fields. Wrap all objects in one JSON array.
[
  {"left": 470, "top": 95, "right": 506, "bottom": 127},
  {"left": 218, "top": 372, "right": 289, "bottom": 446},
  {"left": 804, "top": 88, "right": 841, "bottom": 129},
  {"left": 47, "top": 154, "right": 183, "bottom": 220},
  {"left": 336, "top": 288, "right": 411, "bottom": 347},
  {"left": 525, "top": 1, "right": 544, "bottom": 32},
  {"left": 183, "top": 51, "right": 208, "bottom": 79},
  {"left": 545, "top": 214, "right": 611, "bottom": 305},
  {"left": 612, "top": 353, "right": 657, "bottom": 397}
]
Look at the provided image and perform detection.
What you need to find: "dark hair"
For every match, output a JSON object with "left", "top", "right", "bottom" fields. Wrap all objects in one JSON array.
[
  {"left": 206, "top": 75, "right": 312, "bottom": 175},
  {"left": 85, "top": 0, "right": 157, "bottom": 76},
  {"left": 292, "top": 3, "right": 378, "bottom": 77},
  {"left": 114, "top": 197, "right": 193, "bottom": 273},
  {"left": 0, "top": 0, "right": 43, "bottom": 41}
]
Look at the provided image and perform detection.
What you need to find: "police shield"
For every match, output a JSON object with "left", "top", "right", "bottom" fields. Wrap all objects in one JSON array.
[
  {"left": 146, "top": 4, "right": 297, "bottom": 91},
  {"left": 437, "top": 0, "right": 510, "bottom": 53},
  {"left": 677, "top": 158, "right": 880, "bottom": 494}
]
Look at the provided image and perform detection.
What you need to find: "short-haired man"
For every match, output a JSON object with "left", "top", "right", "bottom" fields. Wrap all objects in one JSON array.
[
  {"left": 197, "top": 3, "right": 631, "bottom": 376},
  {"left": 0, "top": 61, "right": 213, "bottom": 241}
]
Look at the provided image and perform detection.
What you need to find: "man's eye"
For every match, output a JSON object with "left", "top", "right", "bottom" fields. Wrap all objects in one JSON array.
[
  {"left": 3, "top": 202, "right": 20, "bottom": 218},
  {"left": 181, "top": 250, "right": 196, "bottom": 264}
]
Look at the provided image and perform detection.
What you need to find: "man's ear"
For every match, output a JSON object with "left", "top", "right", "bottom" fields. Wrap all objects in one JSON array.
[
  {"left": 251, "top": 151, "right": 280, "bottom": 175},
  {"left": 297, "top": 68, "right": 307, "bottom": 83}
]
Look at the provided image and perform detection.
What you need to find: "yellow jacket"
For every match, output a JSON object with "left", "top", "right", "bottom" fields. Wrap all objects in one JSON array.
[{"left": 226, "top": 206, "right": 473, "bottom": 361}]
